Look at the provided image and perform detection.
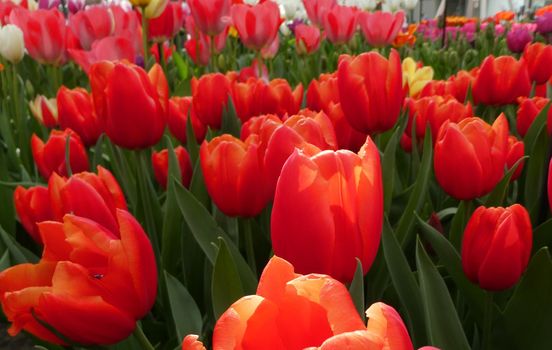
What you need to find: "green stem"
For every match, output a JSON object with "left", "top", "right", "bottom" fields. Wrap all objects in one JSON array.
[
  {"left": 242, "top": 218, "right": 257, "bottom": 275},
  {"left": 133, "top": 324, "right": 155, "bottom": 350},
  {"left": 11, "top": 64, "right": 28, "bottom": 170},
  {"left": 482, "top": 291, "right": 494, "bottom": 350},
  {"left": 209, "top": 35, "right": 217, "bottom": 73},
  {"left": 157, "top": 42, "right": 167, "bottom": 74},
  {"left": 141, "top": 8, "right": 150, "bottom": 69},
  {"left": 255, "top": 51, "right": 264, "bottom": 80},
  {"left": 136, "top": 149, "right": 161, "bottom": 260}
]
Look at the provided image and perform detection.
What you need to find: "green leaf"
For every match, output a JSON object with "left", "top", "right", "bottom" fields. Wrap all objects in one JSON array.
[
  {"left": 416, "top": 240, "right": 470, "bottom": 350},
  {"left": 382, "top": 115, "right": 407, "bottom": 213},
  {"left": 0, "top": 149, "right": 15, "bottom": 235},
  {"left": 485, "top": 156, "right": 528, "bottom": 207},
  {"left": 164, "top": 271, "right": 203, "bottom": 341},
  {"left": 532, "top": 218, "right": 552, "bottom": 253},
  {"left": 523, "top": 102, "right": 551, "bottom": 153},
  {"left": 348, "top": 259, "right": 365, "bottom": 321},
  {"left": 173, "top": 181, "right": 257, "bottom": 293},
  {"left": 0, "top": 226, "right": 38, "bottom": 264},
  {"left": 416, "top": 215, "right": 486, "bottom": 325},
  {"left": 523, "top": 129, "right": 550, "bottom": 221},
  {"left": 449, "top": 200, "right": 473, "bottom": 251},
  {"left": 0, "top": 250, "right": 10, "bottom": 270},
  {"left": 501, "top": 248, "right": 552, "bottom": 350},
  {"left": 396, "top": 127, "right": 433, "bottom": 247},
  {"left": 221, "top": 96, "right": 242, "bottom": 138},
  {"left": 189, "top": 158, "right": 210, "bottom": 208},
  {"left": 212, "top": 238, "right": 245, "bottom": 319},
  {"left": 186, "top": 109, "right": 200, "bottom": 167},
  {"left": 172, "top": 51, "right": 189, "bottom": 81},
  {"left": 92, "top": 133, "right": 106, "bottom": 169},
  {"left": 382, "top": 218, "right": 427, "bottom": 347}
]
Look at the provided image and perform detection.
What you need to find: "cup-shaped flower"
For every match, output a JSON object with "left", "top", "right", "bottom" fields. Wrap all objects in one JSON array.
[
  {"left": 167, "top": 96, "right": 207, "bottom": 144},
  {"left": 231, "top": 1, "right": 282, "bottom": 51},
  {"left": 57, "top": 86, "right": 103, "bottom": 147},
  {"left": 522, "top": 42, "right": 552, "bottom": 85},
  {"left": 358, "top": 10, "right": 405, "bottom": 47},
  {"left": 191, "top": 73, "right": 231, "bottom": 129},
  {"left": 187, "top": 0, "right": 231, "bottom": 36},
  {"left": 152, "top": 146, "right": 193, "bottom": 189},
  {"left": 0, "top": 24, "right": 24, "bottom": 63},
  {"left": 13, "top": 186, "right": 53, "bottom": 243},
  {"left": 321, "top": 5, "right": 357, "bottom": 45}
]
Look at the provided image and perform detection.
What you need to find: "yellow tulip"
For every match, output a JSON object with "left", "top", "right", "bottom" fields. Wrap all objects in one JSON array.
[{"left": 402, "top": 57, "right": 434, "bottom": 98}]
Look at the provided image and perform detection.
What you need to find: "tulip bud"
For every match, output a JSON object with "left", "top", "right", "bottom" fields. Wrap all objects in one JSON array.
[
  {"left": 461, "top": 205, "right": 532, "bottom": 291},
  {"left": 0, "top": 24, "right": 24, "bottom": 63},
  {"left": 151, "top": 146, "right": 193, "bottom": 189}
]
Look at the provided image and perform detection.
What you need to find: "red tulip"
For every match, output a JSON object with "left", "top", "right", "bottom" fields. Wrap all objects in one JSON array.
[
  {"left": 200, "top": 134, "right": 271, "bottom": 217},
  {"left": 324, "top": 102, "right": 367, "bottom": 152},
  {"left": 420, "top": 69, "right": 475, "bottom": 104},
  {"left": 57, "top": 86, "right": 103, "bottom": 146},
  {"left": 90, "top": 61, "right": 167, "bottom": 149},
  {"left": 149, "top": 1, "right": 186, "bottom": 41},
  {"left": 191, "top": 73, "right": 231, "bottom": 129},
  {"left": 0, "top": 211, "right": 157, "bottom": 345},
  {"left": 184, "top": 37, "right": 211, "bottom": 66},
  {"left": 516, "top": 97, "right": 552, "bottom": 137},
  {"left": 47, "top": 166, "right": 128, "bottom": 236},
  {"left": 187, "top": 0, "right": 231, "bottom": 36},
  {"left": 358, "top": 10, "right": 405, "bottom": 47},
  {"left": 151, "top": 146, "right": 193, "bottom": 189},
  {"left": 506, "top": 135, "right": 525, "bottom": 181},
  {"left": 167, "top": 96, "right": 207, "bottom": 144},
  {"left": 434, "top": 115, "right": 509, "bottom": 200},
  {"left": 302, "top": 0, "right": 336, "bottom": 27},
  {"left": 29, "top": 95, "right": 58, "bottom": 128},
  {"left": 231, "top": 1, "right": 282, "bottom": 51},
  {"left": 68, "top": 36, "right": 137, "bottom": 74},
  {"left": 307, "top": 73, "right": 340, "bottom": 112},
  {"left": 68, "top": 6, "right": 114, "bottom": 50},
  {"left": 238, "top": 59, "right": 269, "bottom": 81},
  {"left": 462, "top": 204, "right": 532, "bottom": 291},
  {"left": 523, "top": 42, "right": 552, "bottom": 84},
  {"left": 231, "top": 77, "right": 262, "bottom": 123},
  {"left": 322, "top": 5, "right": 357, "bottom": 45},
  {"left": 110, "top": 5, "right": 143, "bottom": 54},
  {"left": 295, "top": 23, "right": 322, "bottom": 55},
  {"left": 13, "top": 186, "right": 53, "bottom": 243},
  {"left": 9, "top": 8, "right": 67, "bottom": 65},
  {"left": 472, "top": 55, "right": 531, "bottom": 105},
  {"left": 255, "top": 78, "right": 303, "bottom": 118},
  {"left": 0, "top": 0, "right": 17, "bottom": 25},
  {"left": 271, "top": 137, "right": 382, "bottom": 282},
  {"left": 337, "top": 49, "right": 404, "bottom": 134},
  {"left": 31, "top": 129, "right": 89, "bottom": 180}
]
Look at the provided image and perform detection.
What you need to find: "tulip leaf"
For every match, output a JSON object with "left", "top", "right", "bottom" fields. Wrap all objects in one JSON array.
[
  {"left": 212, "top": 238, "right": 245, "bottom": 320},
  {"left": 64, "top": 133, "right": 73, "bottom": 177},
  {"left": 523, "top": 102, "right": 551, "bottom": 153},
  {"left": 0, "top": 250, "right": 10, "bottom": 270},
  {"left": 448, "top": 200, "right": 473, "bottom": 251},
  {"left": 221, "top": 96, "right": 242, "bottom": 138},
  {"left": 416, "top": 214, "right": 486, "bottom": 325},
  {"left": 189, "top": 157, "right": 210, "bottom": 209},
  {"left": 0, "top": 225, "right": 38, "bottom": 264},
  {"left": 348, "top": 258, "right": 365, "bottom": 321},
  {"left": 164, "top": 271, "right": 203, "bottom": 341},
  {"left": 173, "top": 181, "right": 257, "bottom": 293},
  {"left": 172, "top": 51, "right": 189, "bottom": 81},
  {"left": 382, "top": 115, "right": 407, "bottom": 214},
  {"left": 186, "top": 109, "right": 199, "bottom": 167},
  {"left": 532, "top": 218, "right": 552, "bottom": 253},
  {"left": 501, "top": 248, "right": 552, "bottom": 350},
  {"left": 484, "top": 156, "right": 528, "bottom": 207},
  {"left": 523, "top": 128, "right": 550, "bottom": 222},
  {"left": 396, "top": 127, "right": 433, "bottom": 247},
  {"left": 416, "top": 239, "right": 470, "bottom": 350},
  {"left": 92, "top": 133, "right": 106, "bottom": 169},
  {"left": 0, "top": 150, "right": 15, "bottom": 235}
]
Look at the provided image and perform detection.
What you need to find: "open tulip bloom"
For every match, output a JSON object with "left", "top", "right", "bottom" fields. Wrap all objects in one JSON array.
[{"left": 3, "top": 2, "right": 552, "bottom": 349}]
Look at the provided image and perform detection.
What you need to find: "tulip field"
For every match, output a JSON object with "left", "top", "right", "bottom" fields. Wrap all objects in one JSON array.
[{"left": 2, "top": 0, "right": 552, "bottom": 349}]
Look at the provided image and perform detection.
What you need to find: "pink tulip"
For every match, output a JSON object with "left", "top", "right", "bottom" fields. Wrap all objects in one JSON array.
[
  {"left": 231, "top": 1, "right": 282, "bottom": 51},
  {"left": 303, "top": 0, "right": 336, "bottom": 27},
  {"left": 358, "top": 10, "right": 405, "bottom": 47},
  {"left": 322, "top": 4, "right": 357, "bottom": 45}
]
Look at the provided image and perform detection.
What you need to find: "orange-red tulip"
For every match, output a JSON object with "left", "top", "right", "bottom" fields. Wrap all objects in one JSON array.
[
  {"left": 0, "top": 212, "right": 157, "bottom": 345},
  {"left": 462, "top": 204, "right": 532, "bottom": 291},
  {"left": 89, "top": 61, "right": 168, "bottom": 149},
  {"left": 31, "top": 129, "right": 89, "bottom": 180},
  {"left": 13, "top": 186, "right": 53, "bottom": 244},
  {"left": 230, "top": 77, "right": 262, "bottom": 123},
  {"left": 187, "top": 0, "right": 231, "bottom": 36},
  {"left": 295, "top": 23, "right": 322, "bottom": 55},
  {"left": 322, "top": 5, "right": 357, "bottom": 45},
  {"left": 516, "top": 97, "right": 552, "bottom": 137},
  {"left": 182, "top": 335, "right": 206, "bottom": 350},
  {"left": 271, "top": 137, "right": 382, "bottom": 282},
  {"left": 337, "top": 49, "right": 404, "bottom": 134},
  {"left": 472, "top": 55, "right": 531, "bottom": 105},
  {"left": 191, "top": 73, "right": 231, "bottom": 129},
  {"left": 167, "top": 96, "right": 207, "bottom": 144},
  {"left": 306, "top": 73, "right": 340, "bottom": 112},
  {"left": 231, "top": 1, "right": 282, "bottom": 51},
  {"left": 434, "top": 115, "right": 509, "bottom": 200},
  {"left": 358, "top": 10, "right": 405, "bottom": 47},
  {"left": 57, "top": 86, "right": 103, "bottom": 146},
  {"left": 506, "top": 135, "right": 525, "bottom": 181},
  {"left": 200, "top": 134, "right": 271, "bottom": 217},
  {"left": 522, "top": 42, "right": 552, "bottom": 84},
  {"left": 254, "top": 78, "right": 304, "bottom": 118},
  {"left": 152, "top": 146, "right": 193, "bottom": 189},
  {"left": 420, "top": 70, "right": 474, "bottom": 104}
]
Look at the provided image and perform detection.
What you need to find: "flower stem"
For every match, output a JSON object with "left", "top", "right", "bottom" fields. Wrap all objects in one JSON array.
[
  {"left": 482, "top": 291, "right": 494, "bottom": 350},
  {"left": 141, "top": 8, "right": 150, "bottom": 69},
  {"left": 133, "top": 324, "right": 155, "bottom": 350},
  {"left": 241, "top": 218, "right": 257, "bottom": 275}
]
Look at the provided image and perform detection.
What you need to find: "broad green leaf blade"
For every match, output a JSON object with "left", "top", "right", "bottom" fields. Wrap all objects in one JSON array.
[
  {"left": 532, "top": 218, "right": 552, "bottom": 253},
  {"left": 502, "top": 248, "right": 552, "bottom": 350},
  {"left": 348, "top": 259, "right": 365, "bottom": 321},
  {"left": 186, "top": 108, "right": 200, "bottom": 167},
  {"left": 416, "top": 240, "right": 470, "bottom": 350},
  {"left": 164, "top": 271, "right": 203, "bottom": 341},
  {"left": 382, "top": 218, "right": 427, "bottom": 347},
  {"left": 172, "top": 51, "right": 189, "bottom": 81},
  {"left": 485, "top": 156, "right": 528, "bottom": 207},
  {"left": 449, "top": 200, "right": 473, "bottom": 251},
  {"left": 212, "top": 238, "right": 245, "bottom": 319},
  {"left": 523, "top": 129, "right": 550, "bottom": 221},
  {"left": 0, "top": 226, "right": 38, "bottom": 264},
  {"left": 221, "top": 96, "right": 242, "bottom": 138},
  {"left": 382, "top": 116, "right": 407, "bottom": 213}
]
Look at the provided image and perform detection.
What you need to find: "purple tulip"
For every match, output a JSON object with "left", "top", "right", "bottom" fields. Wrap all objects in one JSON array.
[
  {"left": 507, "top": 26, "right": 533, "bottom": 53},
  {"left": 537, "top": 12, "right": 552, "bottom": 35}
]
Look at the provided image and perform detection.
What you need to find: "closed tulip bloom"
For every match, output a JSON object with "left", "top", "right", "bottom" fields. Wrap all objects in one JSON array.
[
  {"left": 434, "top": 115, "right": 509, "bottom": 200},
  {"left": 167, "top": 96, "right": 207, "bottom": 144},
  {"left": 506, "top": 135, "right": 525, "bottom": 181},
  {"left": 13, "top": 186, "right": 53, "bottom": 243},
  {"left": 295, "top": 23, "right": 322, "bottom": 54},
  {"left": 68, "top": 6, "right": 114, "bottom": 50},
  {"left": 506, "top": 25, "right": 533, "bottom": 53},
  {"left": 231, "top": 77, "right": 262, "bottom": 123},
  {"left": 271, "top": 137, "right": 382, "bottom": 282},
  {"left": 359, "top": 10, "right": 405, "bottom": 47},
  {"left": 188, "top": 0, "right": 231, "bottom": 36},
  {"left": 322, "top": 5, "right": 357, "bottom": 45},
  {"left": 29, "top": 95, "right": 58, "bottom": 128},
  {"left": 0, "top": 211, "right": 157, "bottom": 345},
  {"left": 337, "top": 49, "right": 404, "bottom": 134},
  {"left": 402, "top": 57, "right": 434, "bottom": 98},
  {"left": 151, "top": 146, "right": 193, "bottom": 189},
  {"left": 57, "top": 86, "right": 103, "bottom": 146},
  {"left": 200, "top": 134, "right": 271, "bottom": 217},
  {"left": 231, "top": 1, "right": 282, "bottom": 51},
  {"left": 191, "top": 73, "right": 231, "bottom": 129},
  {"left": 472, "top": 55, "right": 531, "bottom": 106},
  {"left": 0, "top": 24, "right": 24, "bottom": 63},
  {"left": 523, "top": 42, "right": 552, "bottom": 84},
  {"left": 149, "top": 1, "right": 185, "bottom": 41},
  {"left": 47, "top": 166, "right": 128, "bottom": 236},
  {"left": 325, "top": 102, "right": 367, "bottom": 152},
  {"left": 9, "top": 8, "right": 67, "bottom": 65},
  {"left": 255, "top": 78, "right": 304, "bottom": 118},
  {"left": 306, "top": 73, "right": 340, "bottom": 112},
  {"left": 90, "top": 62, "right": 168, "bottom": 149},
  {"left": 516, "top": 97, "right": 552, "bottom": 137},
  {"left": 212, "top": 256, "right": 367, "bottom": 349},
  {"left": 31, "top": 129, "right": 89, "bottom": 180},
  {"left": 68, "top": 36, "right": 137, "bottom": 74},
  {"left": 462, "top": 205, "right": 532, "bottom": 291},
  {"left": 303, "top": 0, "right": 336, "bottom": 27},
  {"left": 420, "top": 70, "right": 474, "bottom": 104}
]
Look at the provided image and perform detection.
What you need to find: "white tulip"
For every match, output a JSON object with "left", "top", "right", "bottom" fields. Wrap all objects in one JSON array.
[
  {"left": 0, "top": 24, "right": 25, "bottom": 64},
  {"left": 401, "top": 0, "right": 418, "bottom": 10},
  {"left": 383, "top": 0, "right": 402, "bottom": 12}
]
